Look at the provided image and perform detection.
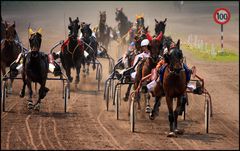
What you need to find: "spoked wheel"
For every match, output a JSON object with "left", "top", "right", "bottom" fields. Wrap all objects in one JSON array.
[
  {"left": 182, "top": 94, "right": 188, "bottom": 120},
  {"left": 96, "top": 64, "right": 102, "bottom": 91},
  {"left": 114, "top": 85, "right": 120, "bottom": 120},
  {"left": 105, "top": 81, "right": 110, "bottom": 111},
  {"left": 2, "top": 81, "right": 7, "bottom": 112},
  {"left": 204, "top": 98, "right": 210, "bottom": 133},
  {"left": 64, "top": 85, "right": 69, "bottom": 113},
  {"left": 130, "top": 95, "right": 137, "bottom": 132}
]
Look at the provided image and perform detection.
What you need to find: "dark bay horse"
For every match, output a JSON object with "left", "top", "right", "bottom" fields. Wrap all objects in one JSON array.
[
  {"left": 95, "top": 11, "right": 111, "bottom": 49},
  {"left": 80, "top": 23, "right": 98, "bottom": 76},
  {"left": 1, "top": 21, "right": 21, "bottom": 93},
  {"left": 154, "top": 18, "right": 167, "bottom": 36},
  {"left": 115, "top": 8, "right": 132, "bottom": 39},
  {"left": 60, "top": 17, "right": 84, "bottom": 83},
  {"left": 20, "top": 28, "right": 49, "bottom": 111},
  {"left": 152, "top": 40, "right": 187, "bottom": 137}
]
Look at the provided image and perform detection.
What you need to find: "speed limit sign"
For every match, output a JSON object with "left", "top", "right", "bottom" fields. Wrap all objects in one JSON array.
[
  {"left": 213, "top": 8, "right": 231, "bottom": 54},
  {"left": 213, "top": 8, "right": 231, "bottom": 25}
]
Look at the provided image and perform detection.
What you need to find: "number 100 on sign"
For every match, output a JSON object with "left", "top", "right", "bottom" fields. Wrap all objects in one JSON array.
[{"left": 213, "top": 8, "right": 231, "bottom": 25}]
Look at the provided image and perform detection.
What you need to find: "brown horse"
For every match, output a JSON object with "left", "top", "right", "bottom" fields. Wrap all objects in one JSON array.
[
  {"left": 1, "top": 21, "right": 21, "bottom": 93},
  {"left": 122, "top": 27, "right": 149, "bottom": 102},
  {"left": 133, "top": 32, "right": 163, "bottom": 112},
  {"left": 152, "top": 39, "right": 187, "bottom": 137}
]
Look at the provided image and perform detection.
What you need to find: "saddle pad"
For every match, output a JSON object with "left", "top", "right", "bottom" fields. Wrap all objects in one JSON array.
[{"left": 61, "top": 38, "right": 83, "bottom": 52}]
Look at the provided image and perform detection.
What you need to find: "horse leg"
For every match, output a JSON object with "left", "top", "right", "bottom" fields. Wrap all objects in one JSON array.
[
  {"left": 92, "top": 57, "right": 96, "bottom": 70},
  {"left": 26, "top": 80, "right": 34, "bottom": 109},
  {"left": 75, "top": 64, "right": 80, "bottom": 84},
  {"left": 173, "top": 96, "right": 184, "bottom": 135},
  {"left": 19, "top": 72, "right": 27, "bottom": 97},
  {"left": 1, "top": 64, "right": 11, "bottom": 94},
  {"left": 82, "top": 60, "right": 86, "bottom": 77},
  {"left": 123, "top": 83, "right": 132, "bottom": 102},
  {"left": 166, "top": 96, "right": 175, "bottom": 137},
  {"left": 34, "top": 82, "right": 49, "bottom": 111},
  {"left": 66, "top": 66, "right": 73, "bottom": 83},
  {"left": 145, "top": 93, "right": 151, "bottom": 113},
  {"left": 9, "top": 78, "right": 14, "bottom": 94},
  {"left": 86, "top": 62, "right": 90, "bottom": 75},
  {"left": 149, "top": 96, "right": 161, "bottom": 120}
]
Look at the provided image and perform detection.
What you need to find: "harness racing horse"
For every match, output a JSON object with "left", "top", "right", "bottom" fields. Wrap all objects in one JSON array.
[
  {"left": 152, "top": 40, "right": 187, "bottom": 137},
  {"left": 122, "top": 29, "right": 149, "bottom": 102},
  {"left": 154, "top": 18, "right": 167, "bottom": 36},
  {"left": 95, "top": 11, "right": 111, "bottom": 49},
  {"left": 80, "top": 23, "right": 98, "bottom": 76},
  {"left": 60, "top": 17, "right": 84, "bottom": 83},
  {"left": 115, "top": 8, "right": 132, "bottom": 39},
  {"left": 1, "top": 21, "right": 21, "bottom": 93},
  {"left": 133, "top": 32, "right": 163, "bottom": 112},
  {"left": 20, "top": 28, "right": 49, "bottom": 111}
]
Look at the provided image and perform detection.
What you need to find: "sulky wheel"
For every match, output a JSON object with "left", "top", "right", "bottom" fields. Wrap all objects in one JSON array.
[
  {"left": 204, "top": 98, "right": 210, "bottom": 133},
  {"left": 64, "top": 85, "right": 69, "bottom": 113},
  {"left": 2, "top": 81, "right": 7, "bottom": 112},
  {"left": 114, "top": 85, "right": 120, "bottom": 120},
  {"left": 182, "top": 94, "right": 188, "bottom": 120},
  {"left": 130, "top": 95, "right": 137, "bottom": 132},
  {"left": 105, "top": 81, "right": 110, "bottom": 111}
]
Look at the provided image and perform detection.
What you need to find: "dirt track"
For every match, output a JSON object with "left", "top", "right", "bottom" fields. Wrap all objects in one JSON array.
[
  {"left": 1, "top": 1, "right": 239, "bottom": 150},
  {"left": 1, "top": 40, "right": 239, "bottom": 149}
]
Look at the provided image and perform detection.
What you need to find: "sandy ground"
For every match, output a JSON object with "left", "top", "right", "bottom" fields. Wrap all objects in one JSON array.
[{"left": 1, "top": 1, "right": 239, "bottom": 150}]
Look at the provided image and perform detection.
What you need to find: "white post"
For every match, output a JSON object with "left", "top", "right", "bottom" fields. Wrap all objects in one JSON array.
[{"left": 220, "top": 24, "right": 224, "bottom": 54}]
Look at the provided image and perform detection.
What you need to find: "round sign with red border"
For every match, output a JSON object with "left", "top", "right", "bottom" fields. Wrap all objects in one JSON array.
[{"left": 213, "top": 8, "right": 231, "bottom": 24}]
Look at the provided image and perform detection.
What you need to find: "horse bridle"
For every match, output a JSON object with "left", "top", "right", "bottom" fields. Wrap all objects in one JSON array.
[{"left": 168, "top": 47, "right": 184, "bottom": 74}]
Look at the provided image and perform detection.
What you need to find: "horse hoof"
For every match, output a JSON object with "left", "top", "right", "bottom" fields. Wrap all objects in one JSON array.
[
  {"left": 7, "top": 89, "right": 13, "bottom": 94},
  {"left": 123, "top": 96, "right": 128, "bottom": 102},
  {"left": 145, "top": 106, "right": 152, "bottom": 113},
  {"left": 174, "top": 129, "right": 184, "bottom": 135},
  {"left": 167, "top": 132, "right": 177, "bottom": 137},
  {"left": 68, "top": 77, "right": 73, "bottom": 83},
  {"left": 34, "top": 103, "right": 40, "bottom": 111},
  {"left": 75, "top": 77, "right": 80, "bottom": 84},
  {"left": 149, "top": 113, "right": 155, "bottom": 120},
  {"left": 19, "top": 91, "right": 25, "bottom": 98},
  {"left": 28, "top": 101, "right": 34, "bottom": 109}
]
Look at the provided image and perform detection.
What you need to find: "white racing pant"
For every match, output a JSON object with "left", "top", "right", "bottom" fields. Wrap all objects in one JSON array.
[{"left": 147, "top": 80, "right": 157, "bottom": 92}]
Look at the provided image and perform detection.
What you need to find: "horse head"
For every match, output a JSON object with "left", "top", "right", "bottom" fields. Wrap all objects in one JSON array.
[
  {"left": 68, "top": 17, "right": 80, "bottom": 39},
  {"left": 169, "top": 39, "right": 183, "bottom": 73},
  {"left": 115, "top": 8, "right": 123, "bottom": 21},
  {"left": 29, "top": 27, "right": 42, "bottom": 52},
  {"left": 154, "top": 18, "right": 167, "bottom": 36},
  {"left": 150, "top": 32, "right": 163, "bottom": 60},
  {"left": 99, "top": 11, "right": 107, "bottom": 24},
  {"left": 81, "top": 23, "right": 92, "bottom": 39},
  {"left": 5, "top": 21, "right": 17, "bottom": 41}
]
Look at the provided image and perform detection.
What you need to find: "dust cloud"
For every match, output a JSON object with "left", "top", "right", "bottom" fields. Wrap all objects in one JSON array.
[{"left": 1, "top": 1, "right": 239, "bottom": 53}]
